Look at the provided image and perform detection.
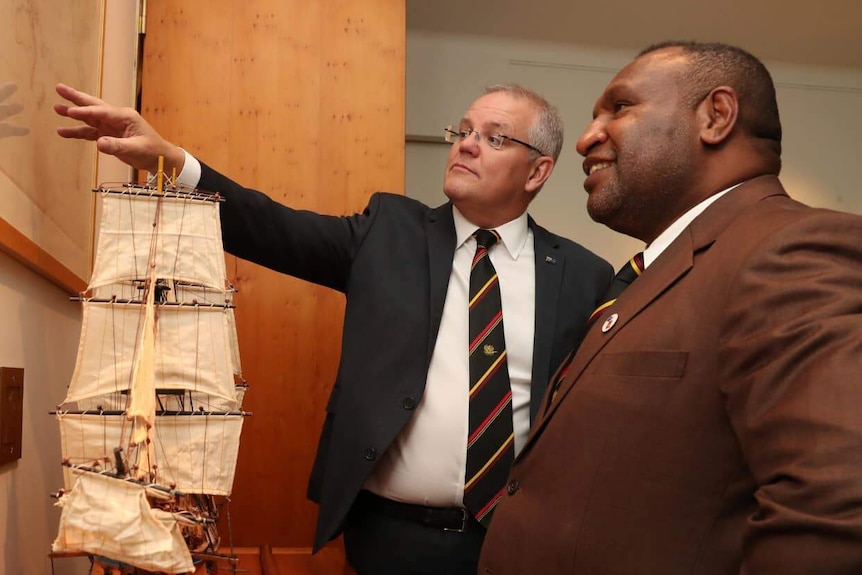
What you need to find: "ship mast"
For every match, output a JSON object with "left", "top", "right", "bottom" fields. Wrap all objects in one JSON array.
[{"left": 126, "top": 156, "right": 164, "bottom": 480}]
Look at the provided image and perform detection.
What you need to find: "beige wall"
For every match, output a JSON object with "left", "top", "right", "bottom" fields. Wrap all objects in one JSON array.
[
  {"left": 0, "top": 2, "right": 138, "bottom": 574},
  {"left": 0, "top": 249, "right": 87, "bottom": 575},
  {"left": 406, "top": 31, "right": 862, "bottom": 268}
]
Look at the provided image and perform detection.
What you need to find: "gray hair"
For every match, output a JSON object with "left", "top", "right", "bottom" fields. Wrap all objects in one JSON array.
[{"left": 483, "top": 84, "right": 564, "bottom": 161}]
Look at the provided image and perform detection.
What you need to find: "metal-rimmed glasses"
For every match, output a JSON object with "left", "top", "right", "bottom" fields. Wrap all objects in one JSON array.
[{"left": 444, "top": 126, "right": 546, "bottom": 156}]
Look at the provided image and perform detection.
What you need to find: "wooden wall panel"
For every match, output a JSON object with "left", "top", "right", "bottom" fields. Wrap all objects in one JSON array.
[{"left": 141, "top": 0, "right": 405, "bottom": 548}]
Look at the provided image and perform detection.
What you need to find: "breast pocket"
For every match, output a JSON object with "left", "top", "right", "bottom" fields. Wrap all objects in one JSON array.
[{"left": 591, "top": 350, "right": 688, "bottom": 379}]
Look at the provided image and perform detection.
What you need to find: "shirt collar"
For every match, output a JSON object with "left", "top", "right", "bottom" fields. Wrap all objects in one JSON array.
[
  {"left": 642, "top": 182, "right": 744, "bottom": 268},
  {"left": 452, "top": 206, "right": 530, "bottom": 260}
]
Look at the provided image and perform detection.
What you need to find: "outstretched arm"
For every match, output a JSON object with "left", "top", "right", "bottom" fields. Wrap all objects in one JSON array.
[{"left": 54, "top": 83, "right": 185, "bottom": 174}]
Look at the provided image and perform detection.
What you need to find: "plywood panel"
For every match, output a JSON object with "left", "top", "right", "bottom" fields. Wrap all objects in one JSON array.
[
  {"left": 141, "top": 0, "right": 404, "bottom": 548},
  {"left": 0, "top": 0, "right": 102, "bottom": 283}
]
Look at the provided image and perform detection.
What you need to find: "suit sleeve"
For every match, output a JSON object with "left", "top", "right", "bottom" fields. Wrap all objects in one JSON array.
[
  {"left": 198, "top": 161, "right": 379, "bottom": 292},
  {"left": 718, "top": 211, "right": 862, "bottom": 574}
]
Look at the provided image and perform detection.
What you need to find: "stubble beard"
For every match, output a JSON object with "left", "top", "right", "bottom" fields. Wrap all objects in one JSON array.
[
  {"left": 588, "top": 117, "right": 696, "bottom": 239},
  {"left": 586, "top": 171, "right": 642, "bottom": 238}
]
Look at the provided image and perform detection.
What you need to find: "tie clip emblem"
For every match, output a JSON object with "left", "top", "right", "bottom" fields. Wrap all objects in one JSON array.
[
  {"left": 601, "top": 313, "right": 619, "bottom": 333},
  {"left": 483, "top": 344, "right": 499, "bottom": 356}
]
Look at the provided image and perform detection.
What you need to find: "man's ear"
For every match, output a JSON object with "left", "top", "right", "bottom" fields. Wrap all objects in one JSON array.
[
  {"left": 525, "top": 156, "right": 555, "bottom": 194},
  {"left": 698, "top": 86, "right": 738, "bottom": 145}
]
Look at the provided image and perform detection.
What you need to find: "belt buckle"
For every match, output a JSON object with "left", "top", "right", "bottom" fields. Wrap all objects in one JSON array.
[{"left": 443, "top": 508, "right": 468, "bottom": 533}]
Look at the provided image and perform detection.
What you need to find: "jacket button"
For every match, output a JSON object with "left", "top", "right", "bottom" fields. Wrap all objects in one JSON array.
[
  {"left": 402, "top": 397, "right": 416, "bottom": 410},
  {"left": 364, "top": 448, "right": 377, "bottom": 461},
  {"left": 507, "top": 479, "right": 519, "bottom": 495}
]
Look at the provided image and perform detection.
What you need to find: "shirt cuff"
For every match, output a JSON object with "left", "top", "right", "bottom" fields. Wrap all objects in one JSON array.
[{"left": 176, "top": 149, "right": 202, "bottom": 188}]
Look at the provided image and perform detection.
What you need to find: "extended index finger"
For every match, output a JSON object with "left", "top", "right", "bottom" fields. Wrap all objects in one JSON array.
[
  {"left": 55, "top": 83, "right": 105, "bottom": 108},
  {"left": 55, "top": 101, "right": 135, "bottom": 139}
]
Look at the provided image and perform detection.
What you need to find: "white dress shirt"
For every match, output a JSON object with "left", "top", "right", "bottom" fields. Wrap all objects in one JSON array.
[
  {"left": 365, "top": 206, "right": 535, "bottom": 506},
  {"left": 642, "top": 184, "right": 740, "bottom": 268}
]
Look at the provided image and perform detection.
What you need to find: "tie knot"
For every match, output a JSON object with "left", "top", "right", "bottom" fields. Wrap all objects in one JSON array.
[
  {"left": 474, "top": 229, "right": 500, "bottom": 250},
  {"left": 615, "top": 252, "right": 645, "bottom": 285}
]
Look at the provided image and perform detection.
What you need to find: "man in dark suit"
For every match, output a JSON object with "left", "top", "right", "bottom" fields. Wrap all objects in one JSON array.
[
  {"left": 479, "top": 42, "right": 862, "bottom": 574},
  {"left": 55, "top": 83, "right": 612, "bottom": 574}
]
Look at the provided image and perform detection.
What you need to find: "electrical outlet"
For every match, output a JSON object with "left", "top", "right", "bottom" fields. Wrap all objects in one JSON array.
[{"left": 0, "top": 367, "right": 24, "bottom": 466}]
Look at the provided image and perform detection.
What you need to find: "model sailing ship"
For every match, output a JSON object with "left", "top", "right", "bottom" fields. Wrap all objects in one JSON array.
[{"left": 51, "top": 160, "right": 249, "bottom": 574}]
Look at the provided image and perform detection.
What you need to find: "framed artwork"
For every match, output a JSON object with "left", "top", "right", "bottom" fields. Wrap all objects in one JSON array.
[{"left": 0, "top": 0, "right": 103, "bottom": 291}]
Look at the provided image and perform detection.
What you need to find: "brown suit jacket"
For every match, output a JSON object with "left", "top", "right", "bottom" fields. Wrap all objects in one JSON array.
[{"left": 479, "top": 176, "right": 862, "bottom": 574}]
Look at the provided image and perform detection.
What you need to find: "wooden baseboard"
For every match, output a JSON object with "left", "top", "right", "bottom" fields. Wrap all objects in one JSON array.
[{"left": 229, "top": 540, "right": 356, "bottom": 575}]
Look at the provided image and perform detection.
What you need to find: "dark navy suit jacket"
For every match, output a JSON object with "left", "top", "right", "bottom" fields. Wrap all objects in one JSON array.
[{"left": 199, "top": 162, "right": 613, "bottom": 551}]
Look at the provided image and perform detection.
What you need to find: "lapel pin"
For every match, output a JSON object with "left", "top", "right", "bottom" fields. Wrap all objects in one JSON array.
[
  {"left": 601, "top": 313, "right": 619, "bottom": 333},
  {"left": 545, "top": 256, "right": 557, "bottom": 264}
]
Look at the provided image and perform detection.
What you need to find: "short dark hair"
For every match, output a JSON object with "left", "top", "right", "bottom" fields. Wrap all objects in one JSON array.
[{"left": 639, "top": 41, "right": 782, "bottom": 157}]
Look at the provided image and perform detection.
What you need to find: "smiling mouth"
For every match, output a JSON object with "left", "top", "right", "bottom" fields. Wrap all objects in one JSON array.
[{"left": 587, "top": 161, "right": 613, "bottom": 176}]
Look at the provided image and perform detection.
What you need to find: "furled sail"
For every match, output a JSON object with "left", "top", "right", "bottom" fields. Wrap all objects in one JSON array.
[{"left": 127, "top": 269, "right": 158, "bottom": 452}]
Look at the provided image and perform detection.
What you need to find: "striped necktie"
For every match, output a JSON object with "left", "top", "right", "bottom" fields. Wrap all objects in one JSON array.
[
  {"left": 548, "top": 252, "right": 645, "bottom": 404},
  {"left": 464, "top": 229, "right": 514, "bottom": 526},
  {"left": 586, "top": 252, "right": 645, "bottom": 327}
]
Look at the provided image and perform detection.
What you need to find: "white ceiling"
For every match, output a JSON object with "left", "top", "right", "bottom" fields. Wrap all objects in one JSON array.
[{"left": 407, "top": 0, "right": 862, "bottom": 70}]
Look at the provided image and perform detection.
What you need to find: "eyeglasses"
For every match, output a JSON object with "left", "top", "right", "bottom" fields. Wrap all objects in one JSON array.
[{"left": 444, "top": 126, "right": 546, "bottom": 157}]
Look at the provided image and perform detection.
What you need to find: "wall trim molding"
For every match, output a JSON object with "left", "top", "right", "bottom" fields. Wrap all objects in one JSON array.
[
  {"left": 508, "top": 59, "right": 619, "bottom": 74},
  {"left": 0, "top": 216, "right": 86, "bottom": 295},
  {"left": 773, "top": 80, "right": 862, "bottom": 95},
  {"left": 406, "top": 134, "right": 447, "bottom": 144},
  {"left": 508, "top": 58, "right": 862, "bottom": 94}
]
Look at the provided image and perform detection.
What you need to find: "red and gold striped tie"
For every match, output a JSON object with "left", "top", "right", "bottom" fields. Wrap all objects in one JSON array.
[
  {"left": 548, "top": 252, "right": 645, "bottom": 404},
  {"left": 586, "top": 252, "right": 645, "bottom": 327},
  {"left": 465, "top": 229, "right": 514, "bottom": 526}
]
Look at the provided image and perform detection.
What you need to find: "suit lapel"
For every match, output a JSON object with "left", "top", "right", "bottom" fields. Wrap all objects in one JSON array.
[
  {"left": 536, "top": 232, "right": 694, "bottom": 430},
  {"left": 527, "top": 175, "right": 790, "bottom": 449},
  {"left": 425, "top": 203, "right": 457, "bottom": 364},
  {"left": 529, "top": 219, "right": 564, "bottom": 423}
]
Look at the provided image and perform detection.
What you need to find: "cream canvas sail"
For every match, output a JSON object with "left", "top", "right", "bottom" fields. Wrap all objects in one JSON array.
[
  {"left": 52, "top": 176, "right": 249, "bottom": 573},
  {"left": 52, "top": 471, "right": 194, "bottom": 573},
  {"left": 67, "top": 301, "right": 239, "bottom": 409},
  {"left": 58, "top": 414, "right": 243, "bottom": 495},
  {"left": 89, "top": 192, "right": 227, "bottom": 296}
]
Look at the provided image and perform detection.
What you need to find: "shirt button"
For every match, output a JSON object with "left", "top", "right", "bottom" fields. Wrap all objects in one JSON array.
[
  {"left": 364, "top": 448, "right": 377, "bottom": 461},
  {"left": 402, "top": 397, "right": 416, "bottom": 410},
  {"left": 507, "top": 480, "right": 520, "bottom": 495}
]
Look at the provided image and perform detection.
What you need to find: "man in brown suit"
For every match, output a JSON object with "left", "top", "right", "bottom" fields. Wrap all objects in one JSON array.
[{"left": 479, "top": 41, "right": 862, "bottom": 574}]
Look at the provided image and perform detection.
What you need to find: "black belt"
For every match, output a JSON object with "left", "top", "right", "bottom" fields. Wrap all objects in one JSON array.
[{"left": 355, "top": 490, "right": 476, "bottom": 533}]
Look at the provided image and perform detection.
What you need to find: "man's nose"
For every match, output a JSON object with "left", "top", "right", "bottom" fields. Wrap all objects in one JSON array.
[
  {"left": 459, "top": 131, "right": 481, "bottom": 155},
  {"left": 576, "top": 118, "right": 607, "bottom": 157}
]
